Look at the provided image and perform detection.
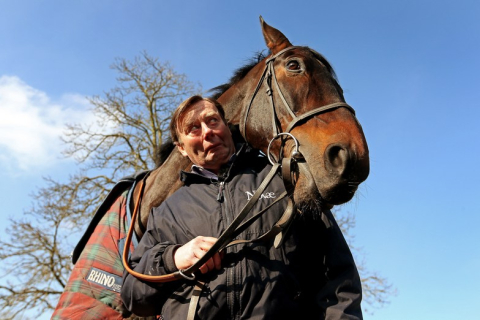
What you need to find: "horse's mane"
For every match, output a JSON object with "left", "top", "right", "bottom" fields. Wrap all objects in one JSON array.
[
  {"left": 154, "top": 47, "right": 337, "bottom": 169},
  {"left": 309, "top": 48, "right": 338, "bottom": 82},
  {"left": 155, "top": 137, "right": 175, "bottom": 168},
  {"left": 209, "top": 48, "right": 339, "bottom": 99},
  {"left": 209, "top": 51, "right": 267, "bottom": 99}
]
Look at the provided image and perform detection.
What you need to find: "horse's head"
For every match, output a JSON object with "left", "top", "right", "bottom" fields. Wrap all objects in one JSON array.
[{"left": 218, "top": 17, "right": 369, "bottom": 208}]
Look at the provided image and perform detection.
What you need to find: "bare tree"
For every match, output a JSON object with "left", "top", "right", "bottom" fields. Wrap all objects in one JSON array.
[
  {"left": 0, "top": 52, "right": 201, "bottom": 319},
  {"left": 333, "top": 209, "right": 397, "bottom": 314}
]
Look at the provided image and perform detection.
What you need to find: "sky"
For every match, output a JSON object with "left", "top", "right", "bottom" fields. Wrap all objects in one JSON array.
[{"left": 1, "top": 1, "right": 479, "bottom": 319}]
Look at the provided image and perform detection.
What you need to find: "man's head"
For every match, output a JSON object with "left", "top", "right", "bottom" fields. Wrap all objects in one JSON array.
[{"left": 170, "top": 95, "right": 235, "bottom": 174}]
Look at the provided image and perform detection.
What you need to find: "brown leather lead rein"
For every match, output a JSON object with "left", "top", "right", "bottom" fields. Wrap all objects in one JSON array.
[
  {"left": 121, "top": 172, "right": 184, "bottom": 282},
  {"left": 122, "top": 161, "right": 294, "bottom": 283}
]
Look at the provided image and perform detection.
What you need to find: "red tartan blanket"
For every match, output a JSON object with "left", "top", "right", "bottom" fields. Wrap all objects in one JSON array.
[{"left": 52, "top": 188, "right": 155, "bottom": 320}]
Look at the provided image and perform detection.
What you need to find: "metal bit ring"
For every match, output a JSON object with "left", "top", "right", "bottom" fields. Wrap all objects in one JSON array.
[{"left": 267, "top": 132, "right": 301, "bottom": 165}]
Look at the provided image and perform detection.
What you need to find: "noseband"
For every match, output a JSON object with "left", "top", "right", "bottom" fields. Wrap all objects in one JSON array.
[{"left": 241, "top": 46, "right": 356, "bottom": 163}]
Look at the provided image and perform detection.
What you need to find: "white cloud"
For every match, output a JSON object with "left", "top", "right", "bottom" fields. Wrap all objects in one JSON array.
[{"left": 0, "top": 75, "right": 94, "bottom": 174}]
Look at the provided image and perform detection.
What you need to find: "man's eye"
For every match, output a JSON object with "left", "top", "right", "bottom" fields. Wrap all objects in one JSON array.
[{"left": 188, "top": 125, "right": 200, "bottom": 133}]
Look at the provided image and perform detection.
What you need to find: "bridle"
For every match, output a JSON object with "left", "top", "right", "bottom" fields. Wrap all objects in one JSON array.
[
  {"left": 241, "top": 45, "right": 356, "bottom": 164},
  {"left": 122, "top": 46, "right": 357, "bottom": 285}
]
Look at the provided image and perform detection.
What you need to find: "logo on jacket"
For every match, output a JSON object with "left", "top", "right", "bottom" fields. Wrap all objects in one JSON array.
[
  {"left": 86, "top": 267, "right": 122, "bottom": 292},
  {"left": 245, "top": 190, "right": 276, "bottom": 201}
]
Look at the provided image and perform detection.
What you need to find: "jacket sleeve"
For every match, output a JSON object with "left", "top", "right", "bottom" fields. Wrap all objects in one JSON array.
[
  {"left": 316, "top": 208, "right": 363, "bottom": 320},
  {"left": 121, "top": 207, "right": 181, "bottom": 317}
]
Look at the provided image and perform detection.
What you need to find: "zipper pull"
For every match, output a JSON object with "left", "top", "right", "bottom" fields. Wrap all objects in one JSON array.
[{"left": 217, "top": 181, "right": 225, "bottom": 202}]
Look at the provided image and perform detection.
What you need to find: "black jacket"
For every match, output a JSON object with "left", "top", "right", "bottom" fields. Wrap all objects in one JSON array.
[{"left": 121, "top": 144, "right": 363, "bottom": 319}]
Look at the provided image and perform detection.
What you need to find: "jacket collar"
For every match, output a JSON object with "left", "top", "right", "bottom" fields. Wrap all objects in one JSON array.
[{"left": 180, "top": 143, "right": 248, "bottom": 185}]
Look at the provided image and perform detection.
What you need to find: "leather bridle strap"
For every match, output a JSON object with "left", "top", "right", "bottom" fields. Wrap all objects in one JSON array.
[
  {"left": 224, "top": 196, "right": 296, "bottom": 249},
  {"left": 185, "top": 188, "right": 294, "bottom": 320},
  {"left": 180, "top": 162, "right": 282, "bottom": 278},
  {"left": 122, "top": 162, "right": 284, "bottom": 283},
  {"left": 284, "top": 102, "right": 355, "bottom": 133},
  {"left": 241, "top": 45, "right": 356, "bottom": 145},
  {"left": 240, "top": 47, "right": 298, "bottom": 140},
  {"left": 220, "top": 154, "right": 300, "bottom": 250},
  {"left": 187, "top": 281, "right": 205, "bottom": 320}
]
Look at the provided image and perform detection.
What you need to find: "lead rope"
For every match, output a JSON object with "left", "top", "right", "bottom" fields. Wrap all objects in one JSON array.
[
  {"left": 122, "top": 162, "right": 299, "bottom": 320},
  {"left": 122, "top": 174, "right": 184, "bottom": 281},
  {"left": 122, "top": 162, "right": 286, "bottom": 283}
]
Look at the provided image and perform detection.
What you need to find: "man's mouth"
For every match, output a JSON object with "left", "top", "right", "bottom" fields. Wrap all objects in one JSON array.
[{"left": 205, "top": 144, "right": 221, "bottom": 153}]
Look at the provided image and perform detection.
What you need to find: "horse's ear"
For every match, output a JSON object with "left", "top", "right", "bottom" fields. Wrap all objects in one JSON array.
[{"left": 260, "top": 16, "right": 292, "bottom": 54}]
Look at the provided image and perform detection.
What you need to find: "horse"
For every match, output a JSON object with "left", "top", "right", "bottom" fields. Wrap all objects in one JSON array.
[
  {"left": 133, "top": 17, "right": 369, "bottom": 239},
  {"left": 52, "top": 16, "right": 369, "bottom": 320}
]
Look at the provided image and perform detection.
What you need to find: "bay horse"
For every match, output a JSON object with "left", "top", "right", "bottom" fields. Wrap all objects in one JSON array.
[
  {"left": 52, "top": 16, "right": 369, "bottom": 319},
  {"left": 134, "top": 16, "right": 369, "bottom": 239}
]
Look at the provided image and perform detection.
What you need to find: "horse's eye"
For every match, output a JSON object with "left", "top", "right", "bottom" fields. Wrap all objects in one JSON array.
[{"left": 286, "top": 60, "right": 301, "bottom": 71}]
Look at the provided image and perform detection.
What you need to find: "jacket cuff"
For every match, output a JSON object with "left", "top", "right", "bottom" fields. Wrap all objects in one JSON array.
[{"left": 163, "top": 245, "right": 181, "bottom": 273}]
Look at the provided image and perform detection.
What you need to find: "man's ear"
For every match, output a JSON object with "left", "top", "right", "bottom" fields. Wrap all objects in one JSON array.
[{"left": 175, "top": 142, "right": 188, "bottom": 157}]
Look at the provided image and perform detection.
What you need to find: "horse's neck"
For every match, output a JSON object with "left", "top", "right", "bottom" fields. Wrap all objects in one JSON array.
[
  {"left": 218, "top": 62, "right": 274, "bottom": 153},
  {"left": 134, "top": 148, "right": 191, "bottom": 239},
  {"left": 224, "top": 98, "right": 272, "bottom": 153},
  {"left": 220, "top": 94, "right": 245, "bottom": 127}
]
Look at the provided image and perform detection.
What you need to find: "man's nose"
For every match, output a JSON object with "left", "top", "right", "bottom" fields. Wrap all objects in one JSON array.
[{"left": 201, "top": 123, "right": 214, "bottom": 139}]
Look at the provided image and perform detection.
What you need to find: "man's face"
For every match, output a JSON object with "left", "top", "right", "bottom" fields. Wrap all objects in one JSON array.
[{"left": 176, "top": 100, "right": 235, "bottom": 173}]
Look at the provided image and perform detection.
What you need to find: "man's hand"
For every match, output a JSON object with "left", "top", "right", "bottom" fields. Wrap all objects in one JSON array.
[{"left": 173, "top": 236, "right": 223, "bottom": 274}]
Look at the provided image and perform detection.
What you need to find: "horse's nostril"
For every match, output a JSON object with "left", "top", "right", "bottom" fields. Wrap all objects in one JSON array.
[{"left": 325, "top": 144, "right": 349, "bottom": 175}]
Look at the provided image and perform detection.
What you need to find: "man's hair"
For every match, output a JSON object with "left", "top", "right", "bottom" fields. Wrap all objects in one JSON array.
[{"left": 169, "top": 95, "right": 227, "bottom": 143}]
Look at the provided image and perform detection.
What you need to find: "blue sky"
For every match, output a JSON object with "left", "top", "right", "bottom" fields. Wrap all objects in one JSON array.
[{"left": 1, "top": 1, "right": 479, "bottom": 319}]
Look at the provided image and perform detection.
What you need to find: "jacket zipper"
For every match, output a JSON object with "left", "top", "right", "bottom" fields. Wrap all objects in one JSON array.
[
  {"left": 217, "top": 181, "right": 225, "bottom": 202},
  {"left": 217, "top": 179, "right": 236, "bottom": 317}
]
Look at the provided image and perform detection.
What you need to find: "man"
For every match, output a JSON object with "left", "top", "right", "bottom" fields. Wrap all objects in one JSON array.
[{"left": 121, "top": 95, "right": 363, "bottom": 319}]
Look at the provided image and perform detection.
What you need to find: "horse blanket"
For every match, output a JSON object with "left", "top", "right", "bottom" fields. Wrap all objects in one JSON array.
[{"left": 52, "top": 172, "right": 157, "bottom": 320}]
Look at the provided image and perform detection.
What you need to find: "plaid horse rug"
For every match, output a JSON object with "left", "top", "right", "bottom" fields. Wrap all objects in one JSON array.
[{"left": 52, "top": 172, "right": 156, "bottom": 320}]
